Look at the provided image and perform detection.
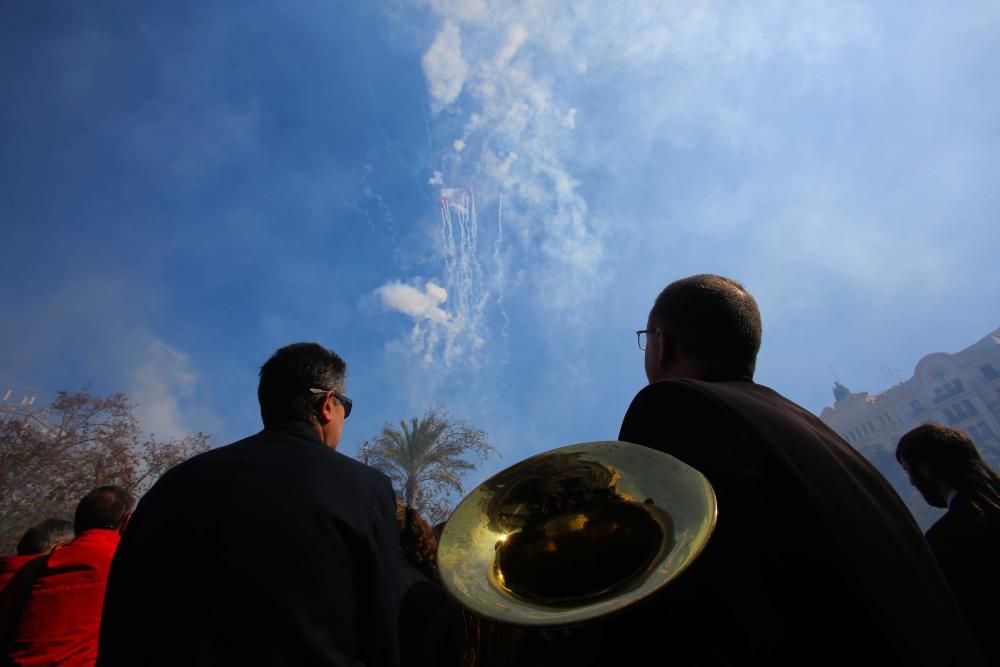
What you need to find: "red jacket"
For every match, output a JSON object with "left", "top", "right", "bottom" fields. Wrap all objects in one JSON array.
[
  {"left": 2, "top": 530, "right": 120, "bottom": 667},
  {"left": 0, "top": 555, "right": 36, "bottom": 593}
]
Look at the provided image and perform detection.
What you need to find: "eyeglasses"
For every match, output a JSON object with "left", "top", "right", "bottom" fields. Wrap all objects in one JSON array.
[
  {"left": 309, "top": 388, "right": 352, "bottom": 419},
  {"left": 636, "top": 329, "right": 655, "bottom": 351}
]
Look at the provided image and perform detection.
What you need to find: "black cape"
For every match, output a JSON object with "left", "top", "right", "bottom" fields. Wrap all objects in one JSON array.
[{"left": 585, "top": 379, "right": 986, "bottom": 667}]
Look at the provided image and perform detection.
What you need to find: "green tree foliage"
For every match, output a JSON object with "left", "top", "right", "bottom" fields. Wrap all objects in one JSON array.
[
  {"left": 0, "top": 389, "right": 210, "bottom": 552},
  {"left": 367, "top": 407, "right": 496, "bottom": 524}
]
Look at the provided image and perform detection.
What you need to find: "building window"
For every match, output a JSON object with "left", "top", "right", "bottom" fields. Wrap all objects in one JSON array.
[
  {"left": 943, "top": 407, "right": 957, "bottom": 425},
  {"left": 956, "top": 400, "right": 978, "bottom": 420},
  {"left": 981, "top": 363, "right": 1000, "bottom": 382},
  {"left": 967, "top": 422, "right": 996, "bottom": 441},
  {"left": 946, "top": 400, "right": 979, "bottom": 425},
  {"left": 911, "top": 399, "right": 926, "bottom": 416},
  {"left": 932, "top": 379, "right": 965, "bottom": 404}
]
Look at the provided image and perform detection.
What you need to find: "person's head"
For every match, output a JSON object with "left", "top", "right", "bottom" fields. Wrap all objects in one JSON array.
[
  {"left": 258, "top": 342, "right": 349, "bottom": 449},
  {"left": 396, "top": 501, "right": 439, "bottom": 581},
  {"left": 643, "top": 275, "right": 762, "bottom": 383},
  {"left": 74, "top": 486, "right": 135, "bottom": 535},
  {"left": 896, "top": 423, "right": 1000, "bottom": 512},
  {"left": 16, "top": 518, "right": 75, "bottom": 555}
]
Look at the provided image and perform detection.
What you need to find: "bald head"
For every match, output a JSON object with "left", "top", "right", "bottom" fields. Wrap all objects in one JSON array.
[{"left": 647, "top": 274, "right": 762, "bottom": 381}]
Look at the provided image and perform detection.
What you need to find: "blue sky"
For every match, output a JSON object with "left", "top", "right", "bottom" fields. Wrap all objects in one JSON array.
[{"left": 2, "top": 1, "right": 998, "bottom": 496}]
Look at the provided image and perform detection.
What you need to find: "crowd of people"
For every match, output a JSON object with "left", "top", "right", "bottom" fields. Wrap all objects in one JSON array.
[{"left": 1, "top": 274, "right": 997, "bottom": 666}]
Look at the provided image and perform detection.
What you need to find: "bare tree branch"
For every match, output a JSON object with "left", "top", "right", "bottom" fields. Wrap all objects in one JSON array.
[{"left": 0, "top": 389, "right": 211, "bottom": 552}]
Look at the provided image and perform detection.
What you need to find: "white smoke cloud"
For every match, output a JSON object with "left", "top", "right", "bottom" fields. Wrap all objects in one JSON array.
[
  {"left": 377, "top": 280, "right": 450, "bottom": 324},
  {"left": 427, "top": 0, "right": 488, "bottom": 23},
  {"left": 561, "top": 108, "right": 576, "bottom": 130},
  {"left": 393, "top": 1, "right": 884, "bottom": 367},
  {"left": 421, "top": 21, "right": 469, "bottom": 110},
  {"left": 131, "top": 337, "right": 198, "bottom": 440},
  {"left": 495, "top": 23, "right": 528, "bottom": 67}
]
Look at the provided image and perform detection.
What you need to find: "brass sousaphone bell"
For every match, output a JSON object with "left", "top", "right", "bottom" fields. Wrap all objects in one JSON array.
[{"left": 437, "top": 441, "right": 718, "bottom": 627}]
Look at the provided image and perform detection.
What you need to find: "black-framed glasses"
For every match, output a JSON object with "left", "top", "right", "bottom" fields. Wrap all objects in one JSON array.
[
  {"left": 309, "top": 388, "right": 352, "bottom": 419},
  {"left": 636, "top": 329, "right": 655, "bottom": 351}
]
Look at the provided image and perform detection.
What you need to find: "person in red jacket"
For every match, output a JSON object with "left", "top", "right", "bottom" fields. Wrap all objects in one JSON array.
[
  {"left": 0, "top": 520, "right": 74, "bottom": 592},
  {"left": 0, "top": 487, "right": 134, "bottom": 667}
]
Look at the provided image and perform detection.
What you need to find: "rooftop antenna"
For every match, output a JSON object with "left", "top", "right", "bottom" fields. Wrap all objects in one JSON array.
[
  {"left": 828, "top": 364, "right": 841, "bottom": 382},
  {"left": 2, "top": 389, "right": 10, "bottom": 402},
  {"left": 881, "top": 365, "right": 902, "bottom": 385}
]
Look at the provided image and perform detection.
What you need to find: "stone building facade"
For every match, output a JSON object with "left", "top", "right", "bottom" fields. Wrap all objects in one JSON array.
[{"left": 818, "top": 327, "right": 1000, "bottom": 527}]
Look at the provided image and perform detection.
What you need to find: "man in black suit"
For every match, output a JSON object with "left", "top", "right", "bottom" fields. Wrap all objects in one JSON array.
[
  {"left": 601, "top": 275, "right": 985, "bottom": 666},
  {"left": 98, "top": 343, "right": 400, "bottom": 667},
  {"left": 897, "top": 423, "right": 999, "bottom": 665}
]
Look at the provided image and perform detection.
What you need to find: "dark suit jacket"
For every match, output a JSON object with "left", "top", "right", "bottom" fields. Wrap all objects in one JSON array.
[
  {"left": 926, "top": 494, "right": 1000, "bottom": 665},
  {"left": 97, "top": 421, "right": 400, "bottom": 667},
  {"left": 595, "top": 379, "right": 985, "bottom": 667}
]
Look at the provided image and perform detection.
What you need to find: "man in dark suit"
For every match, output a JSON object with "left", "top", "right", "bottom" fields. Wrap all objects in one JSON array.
[
  {"left": 897, "top": 423, "right": 999, "bottom": 665},
  {"left": 98, "top": 343, "right": 400, "bottom": 667},
  {"left": 601, "top": 275, "right": 985, "bottom": 666}
]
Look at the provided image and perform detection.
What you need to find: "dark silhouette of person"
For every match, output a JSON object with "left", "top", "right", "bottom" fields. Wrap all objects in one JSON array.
[
  {"left": 395, "top": 502, "right": 450, "bottom": 667},
  {"left": 592, "top": 275, "right": 986, "bottom": 666},
  {"left": 897, "top": 423, "right": 1000, "bottom": 665},
  {"left": 98, "top": 343, "right": 400, "bottom": 667}
]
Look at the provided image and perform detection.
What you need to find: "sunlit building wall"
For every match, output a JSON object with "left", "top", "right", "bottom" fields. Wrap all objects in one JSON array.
[
  {"left": 818, "top": 327, "right": 1000, "bottom": 526},
  {"left": 820, "top": 327, "right": 1000, "bottom": 458}
]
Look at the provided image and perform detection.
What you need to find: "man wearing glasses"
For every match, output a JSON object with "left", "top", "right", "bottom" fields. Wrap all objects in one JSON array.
[
  {"left": 592, "top": 275, "right": 986, "bottom": 666},
  {"left": 98, "top": 343, "right": 400, "bottom": 667}
]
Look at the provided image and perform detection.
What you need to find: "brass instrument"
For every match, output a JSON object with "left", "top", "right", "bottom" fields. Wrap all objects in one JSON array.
[{"left": 436, "top": 440, "right": 717, "bottom": 627}]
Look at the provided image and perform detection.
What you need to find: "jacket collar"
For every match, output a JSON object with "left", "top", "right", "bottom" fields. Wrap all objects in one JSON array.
[{"left": 262, "top": 419, "right": 326, "bottom": 446}]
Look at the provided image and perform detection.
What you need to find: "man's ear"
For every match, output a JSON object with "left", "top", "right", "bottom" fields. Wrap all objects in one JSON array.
[
  {"left": 317, "top": 392, "right": 336, "bottom": 425},
  {"left": 656, "top": 328, "right": 676, "bottom": 371}
]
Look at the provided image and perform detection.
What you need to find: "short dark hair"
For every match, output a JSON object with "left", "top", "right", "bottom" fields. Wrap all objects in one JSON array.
[
  {"left": 896, "top": 423, "right": 1000, "bottom": 513},
  {"left": 258, "top": 343, "right": 347, "bottom": 428},
  {"left": 16, "top": 518, "right": 75, "bottom": 555},
  {"left": 74, "top": 486, "right": 135, "bottom": 535},
  {"left": 649, "top": 274, "right": 762, "bottom": 379}
]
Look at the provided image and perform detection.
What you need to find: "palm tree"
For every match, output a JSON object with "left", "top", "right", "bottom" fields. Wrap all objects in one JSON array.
[{"left": 367, "top": 408, "right": 495, "bottom": 522}]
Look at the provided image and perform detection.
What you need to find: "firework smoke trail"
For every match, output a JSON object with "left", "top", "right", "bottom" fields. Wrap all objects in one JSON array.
[
  {"left": 453, "top": 196, "right": 470, "bottom": 336},
  {"left": 435, "top": 186, "right": 495, "bottom": 363},
  {"left": 468, "top": 189, "right": 489, "bottom": 349},
  {"left": 439, "top": 197, "right": 457, "bottom": 288},
  {"left": 494, "top": 193, "right": 510, "bottom": 345}
]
